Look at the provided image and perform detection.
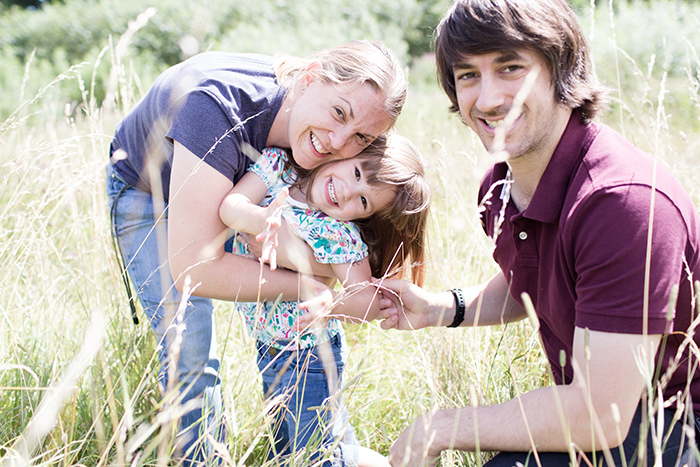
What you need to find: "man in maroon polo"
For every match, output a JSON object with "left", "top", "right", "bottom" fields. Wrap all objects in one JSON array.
[{"left": 378, "top": 0, "right": 700, "bottom": 466}]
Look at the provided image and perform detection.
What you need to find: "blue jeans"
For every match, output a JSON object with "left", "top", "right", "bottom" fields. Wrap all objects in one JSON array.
[
  {"left": 485, "top": 402, "right": 699, "bottom": 467},
  {"left": 106, "top": 164, "right": 225, "bottom": 465},
  {"left": 257, "top": 332, "right": 361, "bottom": 466}
]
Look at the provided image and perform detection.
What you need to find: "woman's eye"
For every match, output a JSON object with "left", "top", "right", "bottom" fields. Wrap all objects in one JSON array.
[
  {"left": 361, "top": 196, "right": 367, "bottom": 209},
  {"left": 335, "top": 107, "right": 345, "bottom": 120},
  {"left": 357, "top": 134, "right": 369, "bottom": 145},
  {"left": 355, "top": 167, "right": 361, "bottom": 181}
]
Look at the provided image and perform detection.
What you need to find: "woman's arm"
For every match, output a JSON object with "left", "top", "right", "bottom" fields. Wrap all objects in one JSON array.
[
  {"left": 296, "top": 257, "right": 384, "bottom": 328},
  {"left": 168, "top": 141, "right": 302, "bottom": 302}
]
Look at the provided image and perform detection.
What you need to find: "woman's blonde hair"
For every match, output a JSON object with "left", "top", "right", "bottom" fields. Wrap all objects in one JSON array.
[
  {"left": 274, "top": 40, "right": 407, "bottom": 124},
  {"left": 303, "top": 134, "right": 431, "bottom": 286}
]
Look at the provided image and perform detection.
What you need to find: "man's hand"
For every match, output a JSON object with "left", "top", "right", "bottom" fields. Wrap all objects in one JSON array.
[
  {"left": 375, "top": 278, "right": 450, "bottom": 331},
  {"left": 389, "top": 413, "right": 443, "bottom": 467}
]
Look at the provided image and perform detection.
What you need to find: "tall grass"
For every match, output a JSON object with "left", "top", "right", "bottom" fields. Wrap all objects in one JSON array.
[{"left": 1, "top": 1, "right": 699, "bottom": 465}]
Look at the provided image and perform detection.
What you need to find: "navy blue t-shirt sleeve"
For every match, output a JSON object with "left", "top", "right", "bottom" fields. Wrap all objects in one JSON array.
[{"left": 167, "top": 91, "right": 252, "bottom": 185}]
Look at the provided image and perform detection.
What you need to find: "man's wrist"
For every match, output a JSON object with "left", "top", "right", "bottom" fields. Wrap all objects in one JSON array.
[
  {"left": 447, "top": 288, "right": 466, "bottom": 327},
  {"left": 429, "top": 291, "right": 459, "bottom": 327},
  {"left": 426, "top": 409, "right": 458, "bottom": 455}
]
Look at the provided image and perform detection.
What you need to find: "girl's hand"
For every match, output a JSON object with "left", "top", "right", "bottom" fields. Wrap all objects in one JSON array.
[
  {"left": 255, "top": 187, "right": 288, "bottom": 271},
  {"left": 372, "top": 281, "right": 401, "bottom": 325}
]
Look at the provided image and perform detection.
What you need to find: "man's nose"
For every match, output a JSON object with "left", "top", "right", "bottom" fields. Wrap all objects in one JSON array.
[{"left": 475, "top": 75, "right": 507, "bottom": 113}]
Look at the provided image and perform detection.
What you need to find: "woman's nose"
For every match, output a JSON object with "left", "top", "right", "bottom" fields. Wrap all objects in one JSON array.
[{"left": 328, "top": 125, "right": 356, "bottom": 155}]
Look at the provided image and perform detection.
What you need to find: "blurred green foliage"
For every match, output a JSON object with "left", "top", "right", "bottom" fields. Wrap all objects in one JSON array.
[
  {"left": 577, "top": 0, "right": 700, "bottom": 131},
  {"left": 0, "top": 0, "right": 451, "bottom": 118},
  {"left": 0, "top": 0, "right": 57, "bottom": 8},
  {"left": 0, "top": 0, "right": 698, "bottom": 127}
]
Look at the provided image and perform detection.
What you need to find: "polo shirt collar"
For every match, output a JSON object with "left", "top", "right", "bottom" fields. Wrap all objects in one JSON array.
[{"left": 518, "top": 110, "right": 599, "bottom": 223}]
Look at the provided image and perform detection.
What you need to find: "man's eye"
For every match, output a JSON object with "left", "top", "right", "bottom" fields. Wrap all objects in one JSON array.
[
  {"left": 355, "top": 167, "right": 361, "bottom": 181},
  {"left": 361, "top": 196, "right": 367, "bottom": 209}
]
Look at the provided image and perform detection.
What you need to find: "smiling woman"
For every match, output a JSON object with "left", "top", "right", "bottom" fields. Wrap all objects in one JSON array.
[
  {"left": 106, "top": 40, "right": 406, "bottom": 466},
  {"left": 281, "top": 78, "right": 395, "bottom": 170}
]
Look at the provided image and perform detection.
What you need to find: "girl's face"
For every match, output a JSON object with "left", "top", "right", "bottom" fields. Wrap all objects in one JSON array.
[
  {"left": 308, "top": 158, "right": 396, "bottom": 222},
  {"left": 284, "top": 74, "right": 394, "bottom": 171}
]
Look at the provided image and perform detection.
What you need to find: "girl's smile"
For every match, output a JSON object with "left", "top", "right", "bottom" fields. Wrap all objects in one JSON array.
[{"left": 306, "top": 158, "right": 396, "bottom": 221}]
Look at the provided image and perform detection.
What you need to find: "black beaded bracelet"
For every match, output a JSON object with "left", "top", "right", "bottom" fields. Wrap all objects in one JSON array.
[{"left": 448, "top": 288, "right": 466, "bottom": 328}]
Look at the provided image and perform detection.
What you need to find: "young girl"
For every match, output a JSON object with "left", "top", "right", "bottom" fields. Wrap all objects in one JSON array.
[{"left": 219, "top": 133, "right": 430, "bottom": 466}]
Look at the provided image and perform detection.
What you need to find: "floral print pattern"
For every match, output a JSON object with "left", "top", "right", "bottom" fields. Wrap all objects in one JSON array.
[{"left": 234, "top": 148, "right": 368, "bottom": 349}]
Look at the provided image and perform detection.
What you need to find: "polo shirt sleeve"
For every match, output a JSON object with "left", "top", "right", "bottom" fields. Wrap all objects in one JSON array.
[{"left": 569, "top": 184, "right": 687, "bottom": 335}]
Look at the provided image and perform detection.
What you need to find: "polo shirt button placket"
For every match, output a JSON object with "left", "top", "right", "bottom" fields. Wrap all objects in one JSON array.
[{"left": 518, "top": 231, "right": 528, "bottom": 240}]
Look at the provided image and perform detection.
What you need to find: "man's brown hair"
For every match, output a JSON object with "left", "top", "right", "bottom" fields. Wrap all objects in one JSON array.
[{"left": 435, "top": 0, "right": 609, "bottom": 123}]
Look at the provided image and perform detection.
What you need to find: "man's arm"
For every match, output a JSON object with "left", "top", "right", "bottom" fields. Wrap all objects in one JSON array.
[
  {"left": 379, "top": 272, "right": 528, "bottom": 331},
  {"left": 389, "top": 327, "right": 661, "bottom": 466}
]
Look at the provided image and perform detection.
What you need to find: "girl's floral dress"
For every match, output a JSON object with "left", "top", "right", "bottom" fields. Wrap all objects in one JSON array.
[{"left": 232, "top": 148, "right": 368, "bottom": 349}]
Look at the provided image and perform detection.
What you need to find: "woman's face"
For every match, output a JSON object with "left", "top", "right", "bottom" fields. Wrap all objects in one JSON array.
[
  {"left": 285, "top": 76, "right": 393, "bottom": 170},
  {"left": 308, "top": 158, "right": 396, "bottom": 222}
]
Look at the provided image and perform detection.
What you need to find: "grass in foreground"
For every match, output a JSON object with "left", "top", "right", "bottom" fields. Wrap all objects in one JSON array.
[{"left": 1, "top": 2, "right": 700, "bottom": 465}]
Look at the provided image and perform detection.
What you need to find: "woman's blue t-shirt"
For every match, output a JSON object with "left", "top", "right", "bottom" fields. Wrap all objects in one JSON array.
[{"left": 110, "top": 51, "right": 287, "bottom": 202}]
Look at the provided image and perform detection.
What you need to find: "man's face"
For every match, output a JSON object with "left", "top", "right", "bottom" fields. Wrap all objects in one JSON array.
[{"left": 452, "top": 48, "right": 571, "bottom": 162}]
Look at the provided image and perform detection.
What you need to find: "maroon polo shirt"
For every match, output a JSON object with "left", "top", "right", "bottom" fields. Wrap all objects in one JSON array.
[{"left": 479, "top": 111, "right": 700, "bottom": 413}]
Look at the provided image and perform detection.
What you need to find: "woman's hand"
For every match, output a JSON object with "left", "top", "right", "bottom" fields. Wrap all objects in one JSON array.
[{"left": 294, "top": 276, "right": 335, "bottom": 332}]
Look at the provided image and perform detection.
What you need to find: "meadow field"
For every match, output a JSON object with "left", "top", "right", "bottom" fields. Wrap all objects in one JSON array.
[{"left": 1, "top": 0, "right": 699, "bottom": 465}]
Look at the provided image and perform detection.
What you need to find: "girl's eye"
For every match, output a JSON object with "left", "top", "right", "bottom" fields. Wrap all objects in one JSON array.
[
  {"left": 360, "top": 196, "right": 368, "bottom": 209},
  {"left": 354, "top": 167, "right": 361, "bottom": 181}
]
